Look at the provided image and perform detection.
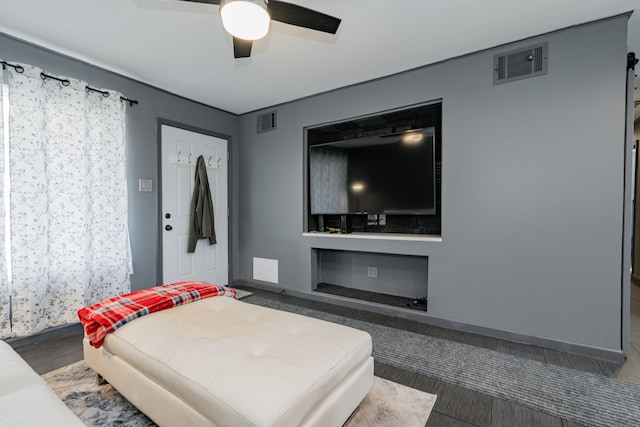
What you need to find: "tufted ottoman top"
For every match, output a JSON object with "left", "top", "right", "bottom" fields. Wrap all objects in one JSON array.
[{"left": 102, "top": 296, "right": 372, "bottom": 427}]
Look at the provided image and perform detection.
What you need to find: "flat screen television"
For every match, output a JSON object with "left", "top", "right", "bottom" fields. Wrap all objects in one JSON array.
[{"left": 309, "top": 127, "right": 436, "bottom": 215}]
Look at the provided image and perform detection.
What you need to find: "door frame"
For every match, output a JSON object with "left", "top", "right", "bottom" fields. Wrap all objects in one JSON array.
[
  {"left": 621, "top": 54, "right": 638, "bottom": 353},
  {"left": 156, "top": 118, "right": 233, "bottom": 286}
]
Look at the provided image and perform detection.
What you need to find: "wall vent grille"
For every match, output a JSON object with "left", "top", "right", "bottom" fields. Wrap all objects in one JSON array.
[
  {"left": 494, "top": 42, "right": 548, "bottom": 85},
  {"left": 257, "top": 110, "right": 277, "bottom": 133}
]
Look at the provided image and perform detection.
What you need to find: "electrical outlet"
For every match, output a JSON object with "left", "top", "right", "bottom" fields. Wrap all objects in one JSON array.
[{"left": 367, "top": 266, "right": 378, "bottom": 278}]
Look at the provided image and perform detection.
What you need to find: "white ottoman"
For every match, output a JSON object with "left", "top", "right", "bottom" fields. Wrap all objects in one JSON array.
[
  {"left": 0, "top": 340, "right": 85, "bottom": 427},
  {"left": 84, "top": 296, "right": 373, "bottom": 427}
]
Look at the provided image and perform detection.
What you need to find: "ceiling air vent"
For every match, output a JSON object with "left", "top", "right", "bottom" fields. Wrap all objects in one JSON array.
[
  {"left": 257, "top": 110, "right": 277, "bottom": 133},
  {"left": 494, "top": 42, "right": 548, "bottom": 85}
]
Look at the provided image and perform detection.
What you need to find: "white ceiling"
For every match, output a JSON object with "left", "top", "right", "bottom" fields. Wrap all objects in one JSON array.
[{"left": 0, "top": 0, "right": 638, "bottom": 116}]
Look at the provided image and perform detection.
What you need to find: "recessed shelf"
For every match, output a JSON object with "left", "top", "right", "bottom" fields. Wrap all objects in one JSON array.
[
  {"left": 315, "top": 283, "right": 427, "bottom": 312},
  {"left": 313, "top": 249, "right": 429, "bottom": 312}
]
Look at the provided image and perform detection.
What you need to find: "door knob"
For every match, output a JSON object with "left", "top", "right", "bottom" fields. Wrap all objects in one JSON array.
[
  {"left": 165, "top": 225, "right": 173, "bottom": 231},
  {"left": 165, "top": 213, "right": 171, "bottom": 219}
]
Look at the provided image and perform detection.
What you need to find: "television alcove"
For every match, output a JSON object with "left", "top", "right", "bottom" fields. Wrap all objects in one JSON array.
[{"left": 306, "top": 102, "right": 442, "bottom": 236}]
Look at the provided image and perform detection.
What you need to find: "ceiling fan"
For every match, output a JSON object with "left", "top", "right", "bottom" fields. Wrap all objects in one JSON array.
[{"left": 177, "top": 0, "right": 341, "bottom": 58}]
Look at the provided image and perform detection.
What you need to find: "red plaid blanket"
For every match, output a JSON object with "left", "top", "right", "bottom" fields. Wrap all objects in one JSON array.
[{"left": 78, "top": 282, "right": 237, "bottom": 348}]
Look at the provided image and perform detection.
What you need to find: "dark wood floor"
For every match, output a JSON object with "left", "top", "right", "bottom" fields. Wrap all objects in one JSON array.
[
  {"left": 12, "top": 324, "right": 84, "bottom": 375},
  {"left": 12, "top": 285, "right": 640, "bottom": 427}
]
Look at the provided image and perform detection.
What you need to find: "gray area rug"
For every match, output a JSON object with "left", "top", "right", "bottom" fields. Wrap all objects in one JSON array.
[
  {"left": 234, "top": 288, "right": 253, "bottom": 299},
  {"left": 246, "top": 295, "right": 640, "bottom": 427},
  {"left": 43, "top": 361, "right": 436, "bottom": 427}
]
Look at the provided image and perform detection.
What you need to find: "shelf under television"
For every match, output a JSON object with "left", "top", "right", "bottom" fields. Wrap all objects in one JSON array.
[{"left": 303, "top": 232, "right": 442, "bottom": 242}]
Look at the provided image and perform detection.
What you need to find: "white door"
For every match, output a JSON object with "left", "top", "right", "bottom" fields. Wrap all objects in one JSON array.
[{"left": 161, "top": 124, "right": 228, "bottom": 285}]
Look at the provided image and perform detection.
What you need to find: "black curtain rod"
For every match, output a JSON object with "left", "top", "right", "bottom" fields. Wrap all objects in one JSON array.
[
  {"left": 41, "top": 71, "right": 70, "bottom": 86},
  {"left": 86, "top": 86, "right": 139, "bottom": 106},
  {"left": 120, "top": 96, "right": 138, "bottom": 107},
  {"left": 1, "top": 60, "right": 24, "bottom": 73},
  {"left": 1, "top": 67, "right": 140, "bottom": 106},
  {"left": 86, "top": 85, "right": 110, "bottom": 97}
]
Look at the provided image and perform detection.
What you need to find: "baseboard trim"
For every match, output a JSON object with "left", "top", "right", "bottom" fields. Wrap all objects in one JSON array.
[
  {"left": 235, "top": 279, "right": 626, "bottom": 363},
  {"left": 5, "top": 322, "right": 83, "bottom": 350}
]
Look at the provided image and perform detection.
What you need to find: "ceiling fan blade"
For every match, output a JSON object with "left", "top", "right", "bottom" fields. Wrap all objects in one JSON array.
[
  {"left": 268, "top": 1, "right": 341, "bottom": 34},
  {"left": 233, "top": 37, "right": 253, "bottom": 58},
  {"left": 175, "top": 0, "right": 221, "bottom": 4}
]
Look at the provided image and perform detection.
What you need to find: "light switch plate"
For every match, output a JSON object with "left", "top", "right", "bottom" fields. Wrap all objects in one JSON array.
[{"left": 139, "top": 179, "right": 153, "bottom": 192}]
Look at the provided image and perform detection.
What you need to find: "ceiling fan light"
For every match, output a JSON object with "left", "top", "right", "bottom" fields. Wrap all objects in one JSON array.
[{"left": 220, "top": 0, "right": 270, "bottom": 41}]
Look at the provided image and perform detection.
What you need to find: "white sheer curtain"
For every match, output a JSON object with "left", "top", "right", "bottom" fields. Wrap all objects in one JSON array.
[
  {"left": 0, "top": 72, "right": 8, "bottom": 338},
  {"left": 5, "top": 64, "right": 132, "bottom": 337}
]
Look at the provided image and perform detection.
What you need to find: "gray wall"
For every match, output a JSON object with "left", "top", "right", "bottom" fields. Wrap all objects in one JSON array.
[
  {"left": 237, "top": 16, "right": 630, "bottom": 356},
  {"left": 0, "top": 33, "right": 241, "bottom": 292},
  {"left": 1, "top": 16, "right": 631, "bottom": 358}
]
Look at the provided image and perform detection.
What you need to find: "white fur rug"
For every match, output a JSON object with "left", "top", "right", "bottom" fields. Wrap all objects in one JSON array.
[{"left": 43, "top": 361, "right": 436, "bottom": 427}]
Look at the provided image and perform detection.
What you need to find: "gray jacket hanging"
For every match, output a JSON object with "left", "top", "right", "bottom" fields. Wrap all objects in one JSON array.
[{"left": 187, "top": 155, "right": 216, "bottom": 253}]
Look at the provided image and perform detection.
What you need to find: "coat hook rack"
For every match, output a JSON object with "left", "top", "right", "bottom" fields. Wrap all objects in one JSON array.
[{"left": 170, "top": 152, "right": 222, "bottom": 169}]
